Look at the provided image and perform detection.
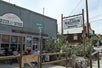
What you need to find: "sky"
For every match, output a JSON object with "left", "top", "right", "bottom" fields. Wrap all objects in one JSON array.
[{"left": 3, "top": 0, "right": 102, "bottom": 34}]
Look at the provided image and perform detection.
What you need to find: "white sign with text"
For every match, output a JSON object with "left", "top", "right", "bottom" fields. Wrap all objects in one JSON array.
[
  {"left": 0, "top": 13, "right": 23, "bottom": 27},
  {"left": 63, "top": 15, "right": 83, "bottom": 34}
]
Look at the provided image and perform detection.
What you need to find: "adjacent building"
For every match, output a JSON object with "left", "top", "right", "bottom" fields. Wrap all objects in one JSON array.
[
  {"left": 0, "top": 1, "right": 57, "bottom": 51},
  {"left": 62, "top": 14, "right": 94, "bottom": 44}
]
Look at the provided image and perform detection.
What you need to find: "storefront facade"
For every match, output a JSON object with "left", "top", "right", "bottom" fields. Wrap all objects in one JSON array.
[{"left": 0, "top": 1, "right": 57, "bottom": 51}]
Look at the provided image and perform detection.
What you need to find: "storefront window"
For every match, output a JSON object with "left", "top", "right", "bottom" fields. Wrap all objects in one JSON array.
[
  {"left": 10, "top": 44, "right": 17, "bottom": 50},
  {"left": 11, "top": 36, "right": 18, "bottom": 44},
  {"left": 10, "top": 36, "right": 25, "bottom": 51},
  {"left": 2, "top": 35, "right": 10, "bottom": 44},
  {"left": 1, "top": 35, "right": 10, "bottom": 50},
  {"left": 1, "top": 44, "right": 9, "bottom": 50}
]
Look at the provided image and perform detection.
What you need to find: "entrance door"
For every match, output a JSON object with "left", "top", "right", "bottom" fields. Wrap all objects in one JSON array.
[{"left": 25, "top": 36, "right": 32, "bottom": 51}]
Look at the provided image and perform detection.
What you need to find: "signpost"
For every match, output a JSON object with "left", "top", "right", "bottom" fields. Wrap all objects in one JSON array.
[{"left": 36, "top": 23, "right": 44, "bottom": 68}]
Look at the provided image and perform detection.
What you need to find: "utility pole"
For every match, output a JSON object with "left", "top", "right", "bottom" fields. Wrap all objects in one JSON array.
[
  {"left": 86, "top": 0, "right": 90, "bottom": 37},
  {"left": 20, "top": 37, "right": 23, "bottom": 68},
  {"left": 38, "top": 8, "right": 44, "bottom": 68},
  {"left": 82, "top": 9, "right": 86, "bottom": 58},
  {"left": 43, "top": 8, "right": 44, "bottom": 17},
  {"left": 61, "top": 14, "right": 63, "bottom": 35},
  {"left": 39, "top": 28, "right": 42, "bottom": 68},
  {"left": 9, "top": 0, "right": 10, "bottom": 2},
  {"left": 36, "top": 23, "right": 43, "bottom": 68}
]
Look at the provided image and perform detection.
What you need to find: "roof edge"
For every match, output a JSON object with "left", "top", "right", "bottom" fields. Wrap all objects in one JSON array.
[{"left": 0, "top": 0, "right": 57, "bottom": 21}]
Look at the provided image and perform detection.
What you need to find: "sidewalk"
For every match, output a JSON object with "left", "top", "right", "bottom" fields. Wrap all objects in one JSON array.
[
  {"left": 0, "top": 63, "right": 67, "bottom": 68},
  {"left": 1, "top": 59, "right": 102, "bottom": 68}
]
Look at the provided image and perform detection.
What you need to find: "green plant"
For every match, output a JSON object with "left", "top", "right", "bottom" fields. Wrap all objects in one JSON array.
[
  {"left": 55, "top": 35, "right": 67, "bottom": 52},
  {"left": 45, "top": 37, "right": 56, "bottom": 53},
  {"left": 85, "top": 35, "right": 98, "bottom": 57},
  {"left": 45, "top": 35, "right": 68, "bottom": 53}
]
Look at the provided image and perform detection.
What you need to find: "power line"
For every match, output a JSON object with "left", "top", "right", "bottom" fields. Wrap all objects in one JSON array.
[
  {"left": 89, "top": 15, "right": 101, "bottom": 20},
  {"left": 89, "top": 0, "right": 102, "bottom": 20},
  {"left": 90, "top": 19, "right": 102, "bottom": 23},
  {"left": 69, "top": 0, "right": 82, "bottom": 15}
]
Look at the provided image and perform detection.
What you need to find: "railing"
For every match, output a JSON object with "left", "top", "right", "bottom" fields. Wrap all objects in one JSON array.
[
  {"left": 0, "top": 55, "right": 19, "bottom": 59},
  {"left": 0, "top": 52, "right": 69, "bottom": 68},
  {"left": 89, "top": 50, "right": 101, "bottom": 68},
  {"left": 42, "top": 52, "right": 67, "bottom": 64}
]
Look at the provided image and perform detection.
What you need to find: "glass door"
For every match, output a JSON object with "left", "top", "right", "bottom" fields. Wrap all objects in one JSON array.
[{"left": 32, "top": 37, "right": 39, "bottom": 50}]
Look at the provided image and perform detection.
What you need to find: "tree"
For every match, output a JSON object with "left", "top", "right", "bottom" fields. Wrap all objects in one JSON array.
[
  {"left": 85, "top": 35, "right": 98, "bottom": 57},
  {"left": 45, "top": 37, "right": 56, "bottom": 53},
  {"left": 55, "top": 35, "right": 67, "bottom": 52},
  {"left": 45, "top": 35, "right": 68, "bottom": 53}
]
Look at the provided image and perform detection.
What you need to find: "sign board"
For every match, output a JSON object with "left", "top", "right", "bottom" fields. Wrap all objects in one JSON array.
[
  {"left": 0, "top": 13, "right": 23, "bottom": 27},
  {"left": 63, "top": 15, "right": 82, "bottom": 29},
  {"left": 63, "top": 15, "right": 83, "bottom": 34},
  {"left": 36, "top": 23, "right": 44, "bottom": 29}
]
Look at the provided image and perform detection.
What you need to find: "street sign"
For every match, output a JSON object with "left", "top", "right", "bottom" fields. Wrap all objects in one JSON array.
[{"left": 36, "top": 23, "right": 44, "bottom": 29}]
